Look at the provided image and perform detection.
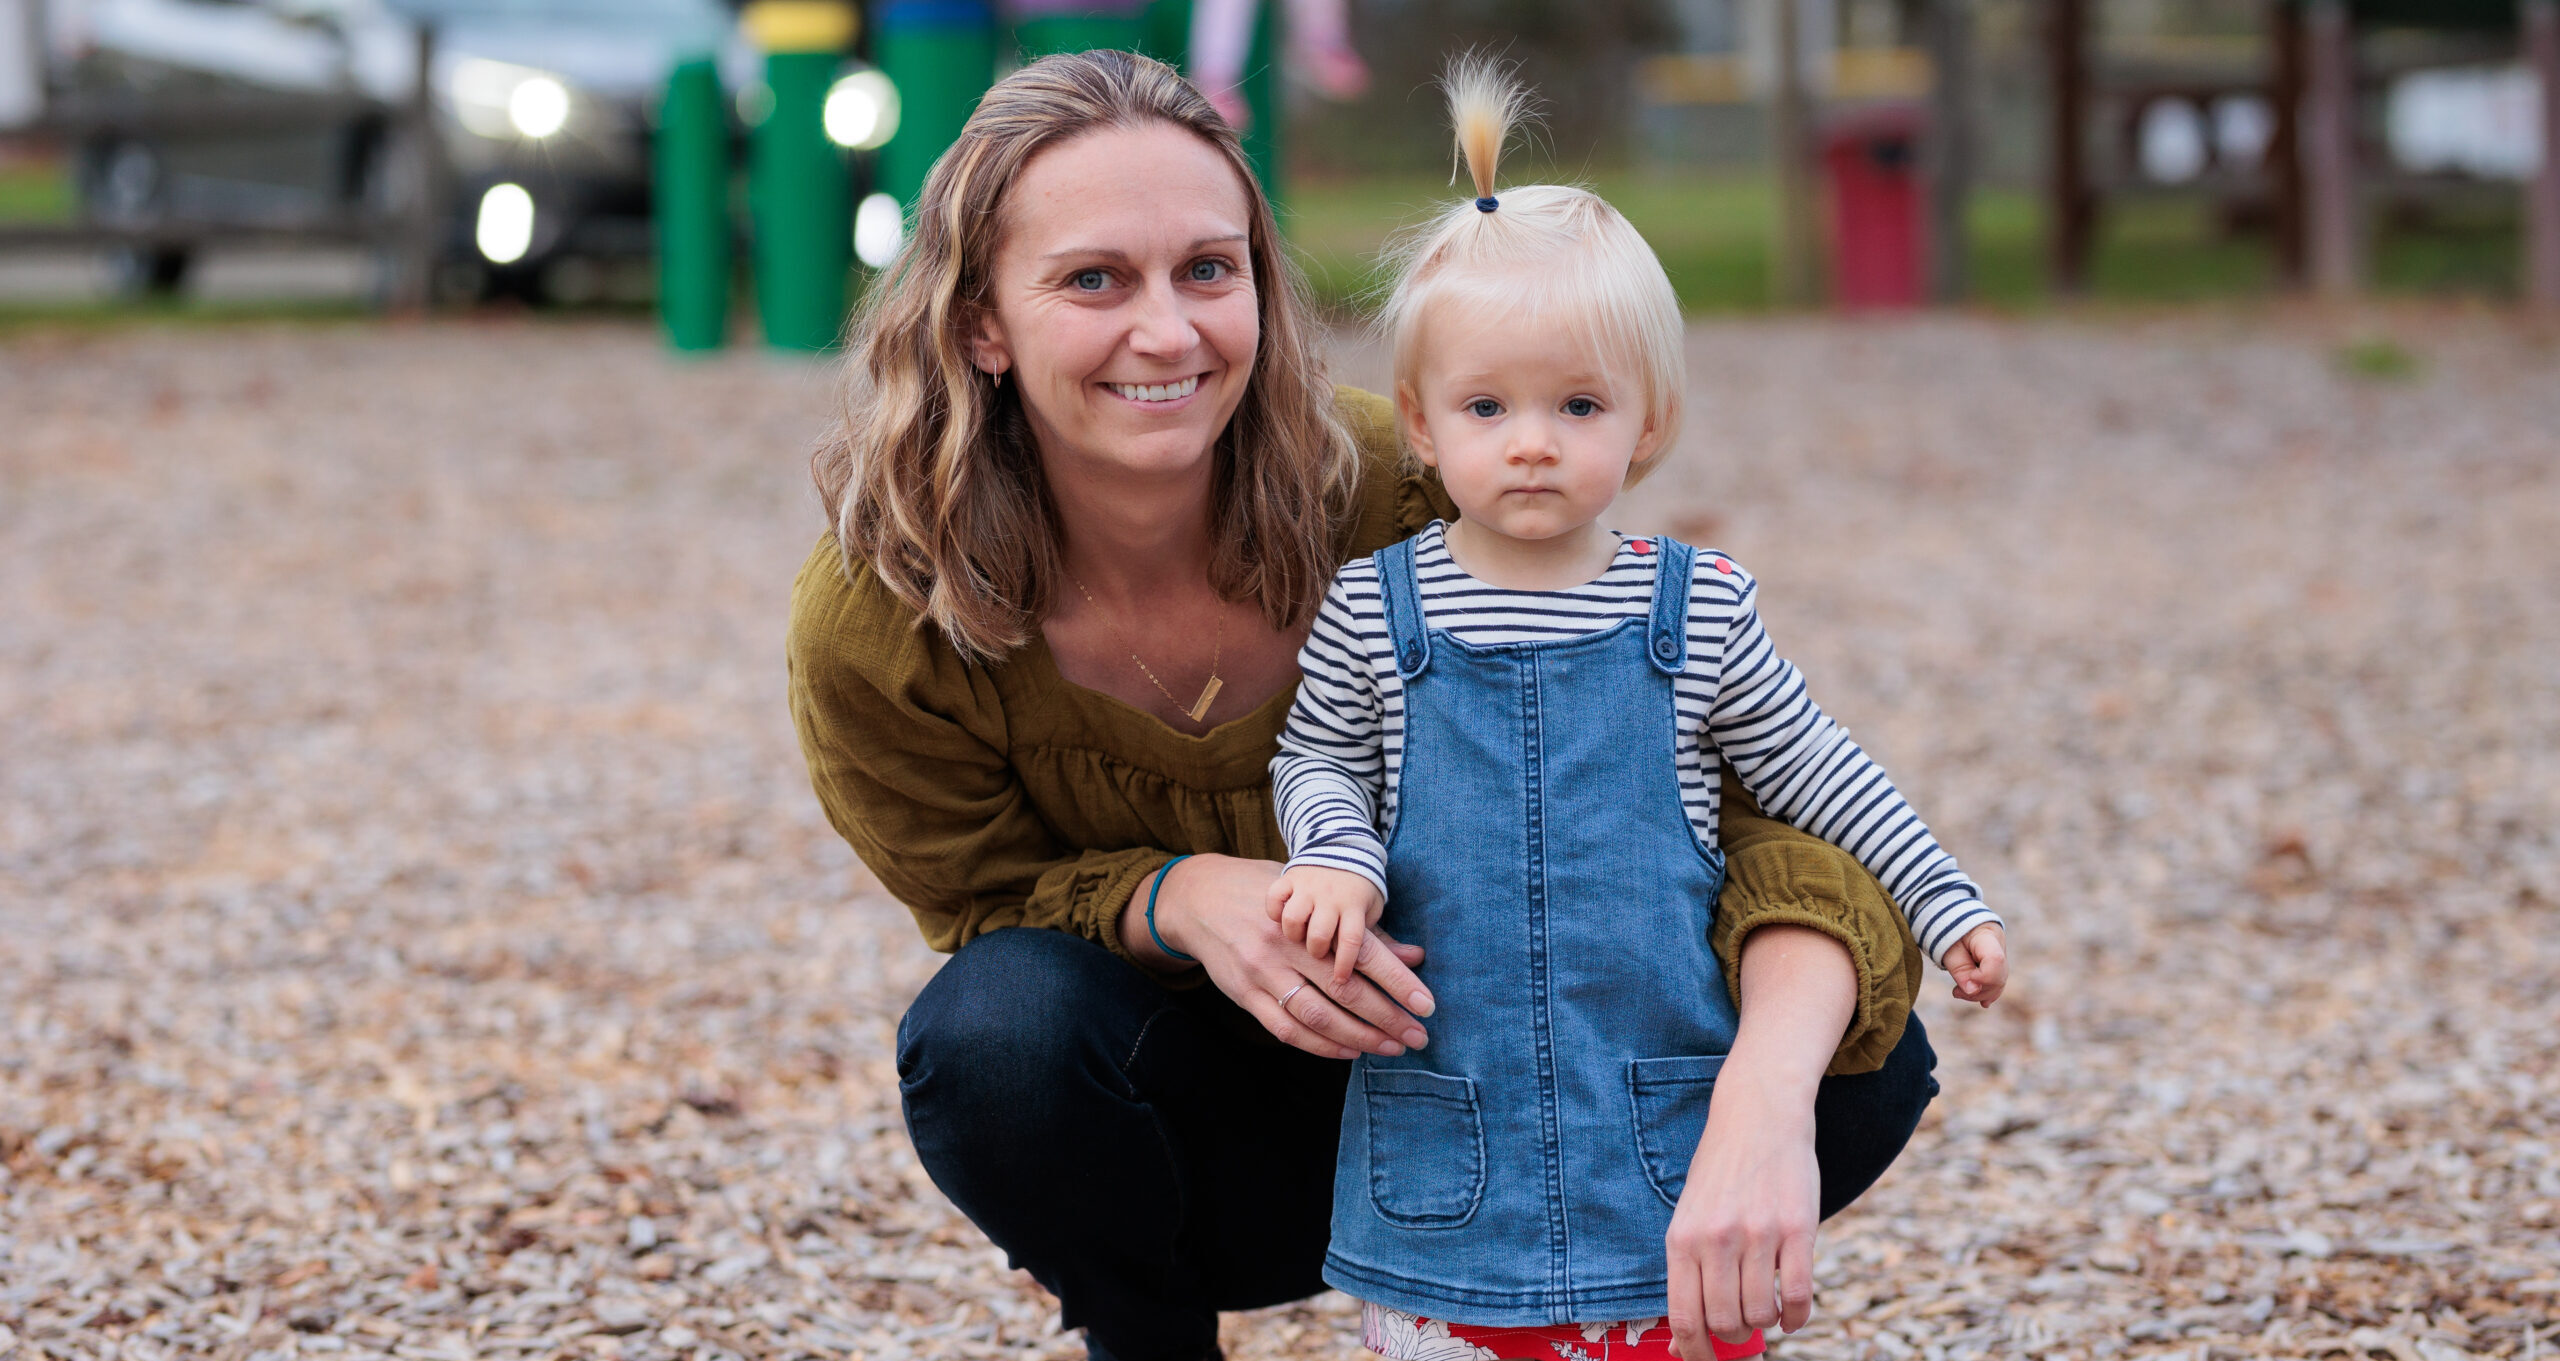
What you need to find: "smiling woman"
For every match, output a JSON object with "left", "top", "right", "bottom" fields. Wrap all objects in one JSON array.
[{"left": 785, "top": 49, "right": 1932, "bottom": 1361}]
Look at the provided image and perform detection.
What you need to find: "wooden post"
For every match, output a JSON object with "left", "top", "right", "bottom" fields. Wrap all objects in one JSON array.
[
  {"left": 1769, "top": 0, "right": 1820, "bottom": 308},
  {"left": 2267, "top": 0, "right": 2308, "bottom": 287},
  {"left": 390, "top": 23, "right": 444, "bottom": 315},
  {"left": 2046, "top": 0, "right": 2092, "bottom": 295},
  {"left": 2525, "top": 0, "right": 2560, "bottom": 309},
  {"left": 1923, "top": 0, "right": 1973, "bottom": 303},
  {"left": 2303, "top": 0, "right": 2359, "bottom": 298}
]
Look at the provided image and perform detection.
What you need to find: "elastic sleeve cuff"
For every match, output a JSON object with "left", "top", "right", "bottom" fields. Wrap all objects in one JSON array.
[
  {"left": 1047, "top": 848, "right": 1208, "bottom": 988},
  {"left": 1712, "top": 837, "right": 1923, "bottom": 1077}
]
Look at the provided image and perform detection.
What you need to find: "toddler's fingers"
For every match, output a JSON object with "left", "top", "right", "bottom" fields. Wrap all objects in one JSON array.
[
  {"left": 1332, "top": 920, "right": 1366, "bottom": 987},
  {"left": 1265, "top": 878, "right": 1292, "bottom": 921},
  {"left": 1280, "top": 895, "right": 1316, "bottom": 944},
  {"left": 1306, "top": 903, "right": 1339, "bottom": 959}
]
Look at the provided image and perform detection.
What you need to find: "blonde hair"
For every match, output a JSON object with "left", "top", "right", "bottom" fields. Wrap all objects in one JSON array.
[
  {"left": 1380, "top": 56, "right": 1686, "bottom": 481},
  {"left": 813, "top": 49, "right": 1360, "bottom": 663}
]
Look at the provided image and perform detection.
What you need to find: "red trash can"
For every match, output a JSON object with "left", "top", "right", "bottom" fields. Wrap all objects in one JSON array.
[{"left": 1821, "top": 105, "right": 1925, "bottom": 309}]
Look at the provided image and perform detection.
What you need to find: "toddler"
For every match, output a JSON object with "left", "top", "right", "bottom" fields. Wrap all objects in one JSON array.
[{"left": 1267, "top": 60, "right": 2009, "bottom": 1361}]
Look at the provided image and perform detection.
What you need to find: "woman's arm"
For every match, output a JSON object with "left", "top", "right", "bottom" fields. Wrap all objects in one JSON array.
[
  {"left": 1712, "top": 767, "right": 1920, "bottom": 1076},
  {"left": 789, "top": 539, "right": 1430, "bottom": 1059},
  {"left": 788, "top": 541, "right": 1171, "bottom": 956},
  {"left": 1664, "top": 924, "right": 1855, "bottom": 1361}
]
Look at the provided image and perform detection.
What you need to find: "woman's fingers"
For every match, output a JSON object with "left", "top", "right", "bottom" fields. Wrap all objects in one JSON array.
[
  {"left": 1268, "top": 968, "right": 1408, "bottom": 1057},
  {"left": 1665, "top": 1249, "right": 1711, "bottom": 1361},
  {"left": 1738, "top": 1227, "right": 1782, "bottom": 1334},
  {"left": 1776, "top": 1225, "right": 1816, "bottom": 1334},
  {"left": 1352, "top": 927, "right": 1435, "bottom": 1019},
  {"left": 1242, "top": 984, "right": 1360, "bottom": 1061}
]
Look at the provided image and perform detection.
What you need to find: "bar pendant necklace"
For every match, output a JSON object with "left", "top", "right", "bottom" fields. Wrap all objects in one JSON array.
[{"left": 1070, "top": 575, "right": 1225, "bottom": 725}]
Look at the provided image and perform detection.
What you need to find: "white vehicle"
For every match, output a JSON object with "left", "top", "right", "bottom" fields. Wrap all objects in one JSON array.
[{"left": 49, "top": 0, "right": 754, "bottom": 296}]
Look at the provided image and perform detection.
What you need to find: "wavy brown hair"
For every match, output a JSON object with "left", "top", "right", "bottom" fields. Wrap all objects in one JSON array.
[{"left": 812, "top": 49, "right": 1360, "bottom": 663}]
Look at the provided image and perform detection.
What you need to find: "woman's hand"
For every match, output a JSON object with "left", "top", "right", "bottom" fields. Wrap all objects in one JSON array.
[
  {"left": 1122, "top": 854, "right": 1434, "bottom": 1060},
  {"left": 1664, "top": 925, "right": 1855, "bottom": 1361}
]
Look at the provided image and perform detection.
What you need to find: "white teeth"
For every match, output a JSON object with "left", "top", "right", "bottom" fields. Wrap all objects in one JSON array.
[{"left": 1111, "top": 376, "right": 1199, "bottom": 402}]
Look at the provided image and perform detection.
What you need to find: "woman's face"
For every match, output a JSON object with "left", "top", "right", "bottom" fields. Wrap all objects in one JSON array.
[{"left": 970, "top": 121, "right": 1260, "bottom": 487}]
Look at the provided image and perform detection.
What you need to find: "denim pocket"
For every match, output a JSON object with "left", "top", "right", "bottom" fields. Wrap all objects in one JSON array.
[
  {"left": 1363, "top": 1068, "right": 1486, "bottom": 1228},
  {"left": 1628, "top": 1054, "right": 1727, "bottom": 1208}
]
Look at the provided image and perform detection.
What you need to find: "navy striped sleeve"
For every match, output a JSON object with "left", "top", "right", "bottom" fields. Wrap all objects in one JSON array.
[
  {"left": 1701, "top": 558, "right": 1999, "bottom": 964},
  {"left": 1272, "top": 564, "right": 1391, "bottom": 897}
]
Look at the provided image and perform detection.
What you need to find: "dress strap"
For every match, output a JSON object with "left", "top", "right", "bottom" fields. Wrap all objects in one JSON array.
[
  {"left": 1375, "top": 537, "right": 1432, "bottom": 679},
  {"left": 1645, "top": 537, "right": 1695, "bottom": 676}
]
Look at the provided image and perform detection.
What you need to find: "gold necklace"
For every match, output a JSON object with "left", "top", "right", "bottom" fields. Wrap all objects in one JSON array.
[{"left": 1068, "top": 574, "right": 1226, "bottom": 725}]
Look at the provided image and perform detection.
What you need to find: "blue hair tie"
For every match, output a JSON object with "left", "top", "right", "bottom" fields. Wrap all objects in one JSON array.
[{"left": 1475, "top": 196, "right": 1499, "bottom": 213}]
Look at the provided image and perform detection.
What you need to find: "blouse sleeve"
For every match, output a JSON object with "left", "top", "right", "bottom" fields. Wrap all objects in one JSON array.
[{"left": 785, "top": 540, "right": 1174, "bottom": 963}]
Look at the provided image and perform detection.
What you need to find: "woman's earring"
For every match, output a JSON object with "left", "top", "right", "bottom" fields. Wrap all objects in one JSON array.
[{"left": 989, "top": 367, "right": 1005, "bottom": 388}]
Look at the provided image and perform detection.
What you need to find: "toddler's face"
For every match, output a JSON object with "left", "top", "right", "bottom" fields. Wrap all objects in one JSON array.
[{"left": 1398, "top": 316, "right": 1657, "bottom": 545}]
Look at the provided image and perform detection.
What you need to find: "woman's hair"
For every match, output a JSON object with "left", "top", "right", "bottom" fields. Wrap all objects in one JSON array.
[
  {"left": 1379, "top": 56, "right": 1686, "bottom": 482},
  {"left": 812, "top": 49, "right": 1359, "bottom": 664}
]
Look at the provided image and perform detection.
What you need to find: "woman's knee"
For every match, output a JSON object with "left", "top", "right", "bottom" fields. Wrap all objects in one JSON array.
[
  {"left": 1813, "top": 1012, "right": 1939, "bottom": 1219},
  {"left": 895, "top": 927, "right": 1166, "bottom": 1122}
]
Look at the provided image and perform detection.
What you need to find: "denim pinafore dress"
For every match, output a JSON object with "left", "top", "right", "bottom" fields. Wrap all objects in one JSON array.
[{"left": 1322, "top": 534, "right": 1741, "bottom": 1327}]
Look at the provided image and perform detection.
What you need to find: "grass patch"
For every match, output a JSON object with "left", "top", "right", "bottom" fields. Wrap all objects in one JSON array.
[
  {"left": 2335, "top": 335, "right": 2423, "bottom": 381},
  {"left": 0, "top": 162, "right": 74, "bottom": 223},
  {"left": 1281, "top": 171, "right": 2516, "bottom": 316}
]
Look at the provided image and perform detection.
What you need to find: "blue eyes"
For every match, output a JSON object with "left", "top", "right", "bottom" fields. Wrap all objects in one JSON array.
[
  {"left": 1068, "top": 259, "right": 1231, "bottom": 292},
  {"left": 1463, "top": 397, "right": 1601, "bottom": 418}
]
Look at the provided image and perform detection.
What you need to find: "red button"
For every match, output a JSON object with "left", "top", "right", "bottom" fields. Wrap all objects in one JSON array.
[
  {"left": 1629, "top": 538, "right": 1653, "bottom": 554},
  {"left": 1713, "top": 557, "right": 1734, "bottom": 574}
]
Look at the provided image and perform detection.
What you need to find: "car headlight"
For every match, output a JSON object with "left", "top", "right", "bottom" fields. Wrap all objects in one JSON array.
[
  {"left": 450, "top": 58, "right": 577, "bottom": 140},
  {"left": 823, "top": 70, "right": 899, "bottom": 151}
]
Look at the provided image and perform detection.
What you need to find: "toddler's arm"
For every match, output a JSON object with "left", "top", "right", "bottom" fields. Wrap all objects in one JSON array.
[
  {"left": 1699, "top": 558, "right": 2003, "bottom": 987},
  {"left": 1270, "top": 567, "right": 1393, "bottom": 982}
]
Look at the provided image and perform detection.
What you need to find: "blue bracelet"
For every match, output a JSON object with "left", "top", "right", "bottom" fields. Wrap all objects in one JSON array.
[{"left": 1148, "top": 855, "right": 1198, "bottom": 963}]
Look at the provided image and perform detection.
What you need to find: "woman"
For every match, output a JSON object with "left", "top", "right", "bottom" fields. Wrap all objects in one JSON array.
[{"left": 787, "top": 50, "right": 1937, "bottom": 1361}]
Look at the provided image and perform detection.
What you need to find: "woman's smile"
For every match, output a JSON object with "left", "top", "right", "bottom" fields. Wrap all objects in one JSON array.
[{"left": 1102, "top": 373, "right": 1207, "bottom": 407}]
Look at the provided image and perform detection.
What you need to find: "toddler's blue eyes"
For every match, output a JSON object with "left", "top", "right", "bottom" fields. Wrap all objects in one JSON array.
[
  {"left": 1564, "top": 398, "right": 1599, "bottom": 416},
  {"left": 1469, "top": 399, "right": 1501, "bottom": 418}
]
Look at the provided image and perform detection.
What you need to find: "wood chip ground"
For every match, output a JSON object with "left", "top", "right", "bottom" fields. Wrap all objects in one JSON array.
[{"left": 2, "top": 314, "right": 2555, "bottom": 1361}]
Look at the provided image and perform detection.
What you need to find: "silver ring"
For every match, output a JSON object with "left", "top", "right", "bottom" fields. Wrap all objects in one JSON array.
[{"left": 1278, "top": 982, "right": 1308, "bottom": 1010}]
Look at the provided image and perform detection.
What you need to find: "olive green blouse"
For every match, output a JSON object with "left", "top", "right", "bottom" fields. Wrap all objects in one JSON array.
[{"left": 786, "top": 388, "right": 1919, "bottom": 1073}]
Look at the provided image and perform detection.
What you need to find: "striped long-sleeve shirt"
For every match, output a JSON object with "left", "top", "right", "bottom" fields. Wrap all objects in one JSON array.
[{"left": 1270, "top": 522, "right": 1997, "bottom": 966}]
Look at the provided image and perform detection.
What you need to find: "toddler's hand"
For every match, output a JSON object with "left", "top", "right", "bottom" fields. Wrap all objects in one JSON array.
[
  {"left": 1943, "top": 923, "right": 2008, "bottom": 1007},
  {"left": 1265, "top": 866, "right": 1387, "bottom": 988}
]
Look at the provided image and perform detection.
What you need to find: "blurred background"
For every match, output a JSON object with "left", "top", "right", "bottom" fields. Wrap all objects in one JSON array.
[
  {"left": 1, "top": 0, "right": 2555, "bottom": 321},
  {"left": 4, "top": 6, "right": 2558, "bottom": 1361}
]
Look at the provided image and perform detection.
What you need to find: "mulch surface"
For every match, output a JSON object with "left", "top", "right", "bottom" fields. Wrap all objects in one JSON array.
[{"left": 3, "top": 312, "right": 2555, "bottom": 1361}]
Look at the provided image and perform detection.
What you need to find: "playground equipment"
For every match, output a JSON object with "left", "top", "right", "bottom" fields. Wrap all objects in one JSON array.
[
  {"left": 657, "top": 58, "right": 730, "bottom": 351},
  {"left": 2041, "top": 0, "right": 2560, "bottom": 304},
  {"left": 746, "top": 0, "right": 860, "bottom": 351},
  {"left": 658, "top": 0, "right": 1299, "bottom": 351}
]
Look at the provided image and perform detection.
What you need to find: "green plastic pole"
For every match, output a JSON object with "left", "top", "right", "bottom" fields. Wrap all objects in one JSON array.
[
  {"left": 1239, "top": 0, "right": 1281, "bottom": 203},
  {"left": 752, "top": 48, "right": 851, "bottom": 350},
  {"left": 877, "top": 1, "right": 998, "bottom": 211},
  {"left": 656, "top": 57, "right": 729, "bottom": 351},
  {"left": 1013, "top": 13, "right": 1146, "bottom": 59},
  {"left": 1137, "top": 0, "right": 1280, "bottom": 201}
]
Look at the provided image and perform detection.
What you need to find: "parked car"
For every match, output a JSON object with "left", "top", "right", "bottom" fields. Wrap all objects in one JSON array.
[{"left": 54, "top": 0, "right": 757, "bottom": 299}]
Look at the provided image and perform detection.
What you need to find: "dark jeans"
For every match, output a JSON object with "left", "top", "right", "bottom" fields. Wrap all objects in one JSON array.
[{"left": 894, "top": 928, "right": 1939, "bottom": 1361}]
